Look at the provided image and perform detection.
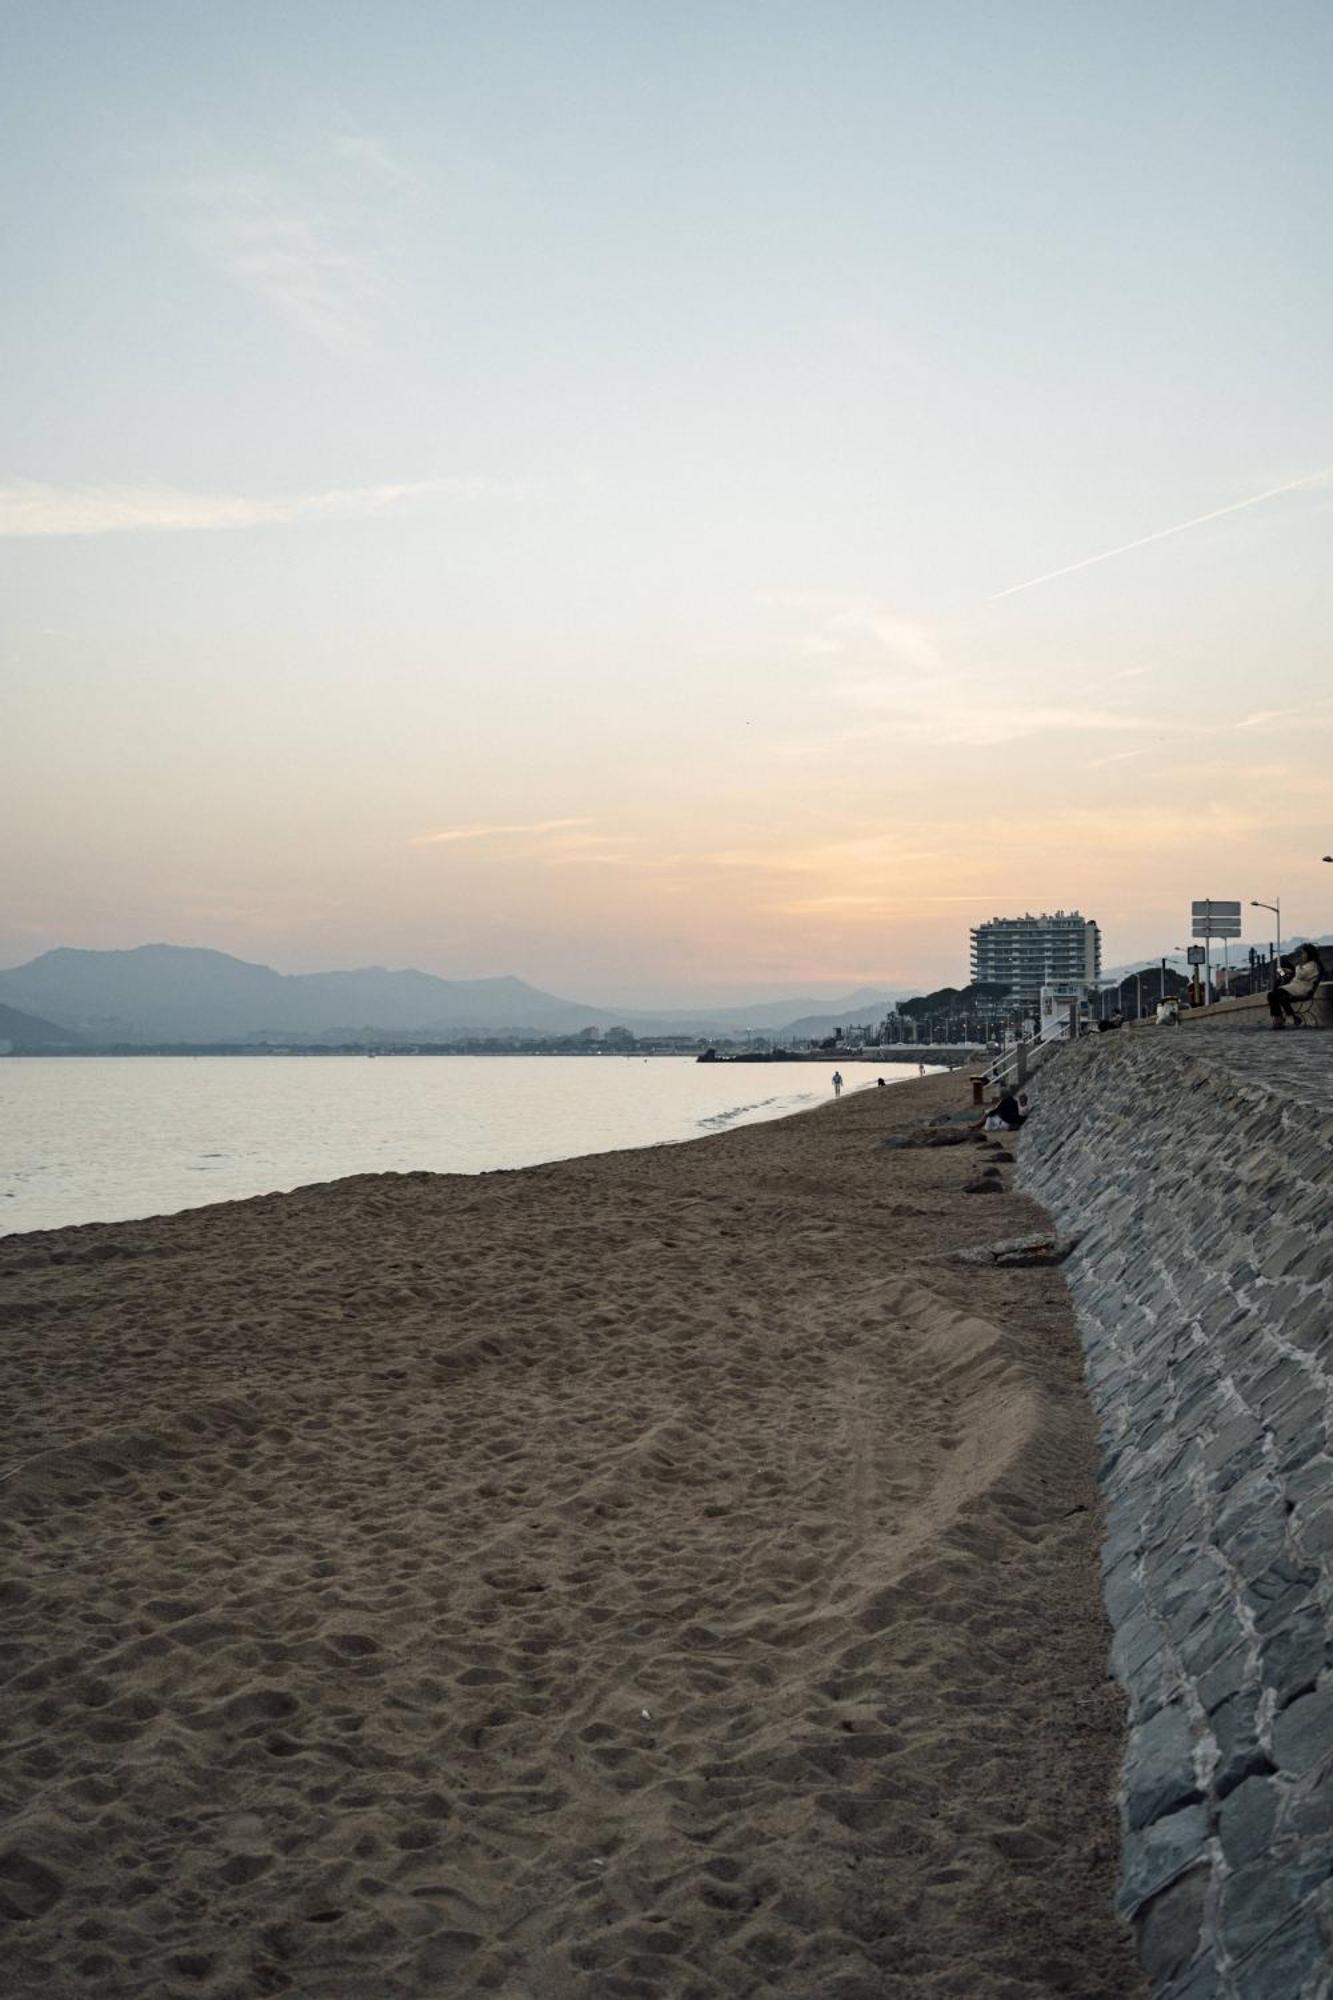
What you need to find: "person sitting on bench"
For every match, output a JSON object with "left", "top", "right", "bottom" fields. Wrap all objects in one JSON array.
[{"left": 1269, "top": 944, "right": 1324, "bottom": 1027}]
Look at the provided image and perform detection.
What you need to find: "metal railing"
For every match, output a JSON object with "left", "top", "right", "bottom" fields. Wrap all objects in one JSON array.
[{"left": 980, "top": 1012, "right": 1076, "bottom": 1091}]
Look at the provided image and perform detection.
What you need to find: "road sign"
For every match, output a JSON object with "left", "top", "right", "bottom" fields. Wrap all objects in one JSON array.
[
  {"left": 1192, "top": 898, "right": 1242, "bottom": 938},
  {"left": 1186, "top": 946, "right": 1206, "bottom": 965}
]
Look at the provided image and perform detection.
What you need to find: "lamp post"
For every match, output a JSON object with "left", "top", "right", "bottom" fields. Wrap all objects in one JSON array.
[{"left": 1250, "top": 898, "right": 1281, "bottom": 966}]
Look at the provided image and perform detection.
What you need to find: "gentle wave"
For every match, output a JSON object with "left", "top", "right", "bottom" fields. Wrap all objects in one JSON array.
[{"left": 695, "top": 1091, "right": 816, "bottom": 1131}]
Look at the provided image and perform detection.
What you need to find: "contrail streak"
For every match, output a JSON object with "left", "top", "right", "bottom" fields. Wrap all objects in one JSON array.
[{"left": 989, "top": 465, "right": 1333, "bottom": 601}]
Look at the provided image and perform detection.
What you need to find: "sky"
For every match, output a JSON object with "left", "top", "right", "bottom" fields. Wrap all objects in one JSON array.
[{"left": 3, "top": 0, "right": 1331, "bottom": 1004}]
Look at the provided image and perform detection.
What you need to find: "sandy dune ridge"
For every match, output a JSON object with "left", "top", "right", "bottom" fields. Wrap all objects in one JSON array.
[{"left": 0, "top": 1073, "right": 1141, "bottom": 1997}]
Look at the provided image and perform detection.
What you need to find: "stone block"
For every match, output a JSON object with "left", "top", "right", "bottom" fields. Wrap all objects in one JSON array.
[
  {"left": 1228, "top": 1917, "right": 1331, "bottom": 2000},
  {"left": 1287, "top": 1240, "right": 1333, "bottom": 1286},
  {"left": 1149, "top": 1549, "right": 1224, "bottom": 1619},
  {"left": 1104, "top": 1552, "right": 1143, "bottom": 1626},
  {"left": 1137, "top": 1863, "right": 1209, "bottom": 1983},
  {"left": 1156, "top": 1956, "right": 1222, "bottom": 2000},
  {"left": 1222, "top": 1860, "right": 1295, "bottom": 1964},
  {"left": 1195, "top": 1644, "right": 1253, "bottom": 1721},
  {"left": 1203, "top": 1412, "right": 1265, "bottom": 1474},
  {"left": 1261, "top": 1233, "right": 1318, "bottom": 1283},
  {"left": 1293, "top": 1502, "right": 1333, "bottom": 1560},
  {"left": 1276, "top": 1425, "right": 1327, "bottom": 1478},
  {"left": 1268, "top": 1388, "right": 1326, "bottom": 1455},
  {"left": 1211, "top": 1688, "right": 1274, "bottom": 1799},
  {"left": 1118, "top": 1803, "right": 1210, "bottom": 1915},
  {"left": 1214, "top": 1468, "right": 1285, "bottom": 1538},
  {"left": 1112, "top": 1605, "right": 1169, "bottom": 1684},
  {"left": 1227, "top": 1511, "right": 1301, "bottom": 1595},
  {"left": 1287, "top": 1824, "right": 1333, "bottom": 1903},
  {"left": 1217, "top": 1773, "right": 1280, "bottom": 1871},
  {"left": 1177, "top": 1604, "right": 1246, "bottom": 1682},
  {"left": 1125, "top": 1701, "right": 1202, "bottom": 1830},
  {"left": 1246, "top": 1557, "right": 1321, "bottom": 1633},
  {"left": 1284, "top": 1452, "right": 1333, "bottom": 1509},
  {"left": 1126, "top": 1640, "right": 1181, "bottom": 1726},
  {"left": 1250, "top": 1358, "right": 1305, "bottom": 1411},
  {"left": 1259, "top": 1607, "right": 1328, "bottom": 1709},
  {"left": 1272, "top": 1680, "right": 1333, "bottom": 1779},
  {"left": 1159, "top": 1577, "right": 1232, "bottom": 1648},
  {"left": 1210, "top": 1435, "right": 1266, "bottom": 1497}
]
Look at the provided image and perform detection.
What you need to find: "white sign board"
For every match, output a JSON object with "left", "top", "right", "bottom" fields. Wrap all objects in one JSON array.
[
  {"left": 1191, "top": 898, "right": 1242, "bottom": 938},
  {"left": 1186, "top": 946, "right": 1206, "bottom": 965}
]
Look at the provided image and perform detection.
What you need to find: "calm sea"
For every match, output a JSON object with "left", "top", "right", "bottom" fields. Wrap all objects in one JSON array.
[{"left": 0, "top": 1055, "right": 929, "bottom": 1237}]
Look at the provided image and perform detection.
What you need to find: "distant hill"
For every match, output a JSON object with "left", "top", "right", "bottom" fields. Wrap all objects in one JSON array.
[
  {"left": 0, "top": 945, "right": 908, "bottom": 1047},
  {"left": 0, "top": 946, "right": 610, "bottom": 1045},
  {"left": 0, "top": 1000, "right": 86, "bottom": 1050},
  {"left": 639, "top": 986, "right": 904, "bottom": 1034}
]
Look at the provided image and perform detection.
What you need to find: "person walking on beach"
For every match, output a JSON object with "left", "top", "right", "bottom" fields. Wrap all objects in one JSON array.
[{"left": 831, "top": 1071, "right": 844, "bottom": 1097}]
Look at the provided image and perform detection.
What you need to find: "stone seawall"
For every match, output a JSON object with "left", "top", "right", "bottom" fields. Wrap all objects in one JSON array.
[{"left": 1017, "top": 1030, "right": 1333, "bottom": 1999}]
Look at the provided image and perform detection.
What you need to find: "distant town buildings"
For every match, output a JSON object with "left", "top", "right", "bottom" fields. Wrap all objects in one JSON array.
[{"left": 970, "top": 910, "right": 1101, "bottom": 1007}]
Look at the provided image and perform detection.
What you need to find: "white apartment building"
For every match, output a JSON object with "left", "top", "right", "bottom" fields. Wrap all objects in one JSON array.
[{"left": 970, "top": 910, "right": 1101, "bottom": 1006}]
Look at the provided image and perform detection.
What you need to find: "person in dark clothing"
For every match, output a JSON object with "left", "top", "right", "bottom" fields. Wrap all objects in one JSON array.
[
  {"left": 974, "top": 1088, "right": 1028, "bottom": 1132},
  {"left": 1269, "top": 945, "right": 1324, "bottom": 1026}
]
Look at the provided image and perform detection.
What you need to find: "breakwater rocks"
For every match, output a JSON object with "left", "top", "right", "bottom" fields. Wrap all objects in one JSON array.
[{"left": 1018, "top": 1030, "right": 1333, "bottom": 1997}]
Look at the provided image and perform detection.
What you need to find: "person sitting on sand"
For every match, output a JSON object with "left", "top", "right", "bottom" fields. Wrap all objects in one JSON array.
[
  {"left": 1269, "top": 945, "right": 1324, "bottom": 1027},
  {"left": 976, "top": 1088, "right": 1028, "bottom": 1132}
]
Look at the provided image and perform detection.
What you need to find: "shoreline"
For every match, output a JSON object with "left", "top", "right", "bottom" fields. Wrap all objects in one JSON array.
[
  {"left": 3, "top": 1058, "right": 934, "bottom": 1244},
  {"left": 1, "top": 1072, "right": 1141, "bottom": 1997}
]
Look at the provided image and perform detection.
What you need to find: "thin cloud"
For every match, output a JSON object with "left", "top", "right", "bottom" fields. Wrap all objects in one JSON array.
[
  {"left": 990, "top": 465, "right": 1333, "bottom": 601},
  {"left": 1233, "top": 699, "right": 1333, "bottom": 731},
  {"left": 1082, "top": 747, "right": 1154, "bottom": 770},
  {"left": 182, "top": 169, "right": 382, "bottom": 352},
  {"left": 762, "top": 592, "right": 940, "bottom": 674},
  {"left": 330, "top": 134, "right": 416, "bottom": 191},
  {"left": 176, "top": 137, "right": 416, "bottom": 354},
  {"left": 0, "top": 477, "right": 510, "bottom": 538},
  {"left": 767, "top": 595, "right": 1162, "bottom": 750},
  {"left": 840, "top": 680, "right": 1163, "bottom": 748},
  {"left": 410, "top": 818, "right": 594, "bottom": 847},
  {"left": 775, "top": 892, "right": 989, "bottom": 916}
]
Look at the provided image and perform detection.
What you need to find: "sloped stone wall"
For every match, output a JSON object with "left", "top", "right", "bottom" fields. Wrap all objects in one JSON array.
[{"left": 1017, "top": 1030, "right": 1333, "bottom": 1999}]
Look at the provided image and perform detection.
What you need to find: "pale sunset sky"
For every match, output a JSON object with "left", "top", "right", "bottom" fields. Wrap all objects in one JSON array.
[{"left": 4, "top": 1, "right": 1330, "bottom": 1003}]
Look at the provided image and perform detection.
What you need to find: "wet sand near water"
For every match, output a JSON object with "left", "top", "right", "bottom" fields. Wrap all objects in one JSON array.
[{"left": 1, "top": 1072, "right": 1142, "bottom": 1998}]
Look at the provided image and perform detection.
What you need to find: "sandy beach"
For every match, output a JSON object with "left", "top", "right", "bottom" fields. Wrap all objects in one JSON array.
[{"left": 1, "top": 1073, "right": 1142, "bottom": 1998}]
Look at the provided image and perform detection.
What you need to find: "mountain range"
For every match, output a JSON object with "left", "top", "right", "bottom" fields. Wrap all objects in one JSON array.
[{"left": 0, "top": 946, "right": 904, "bottom": 1048}]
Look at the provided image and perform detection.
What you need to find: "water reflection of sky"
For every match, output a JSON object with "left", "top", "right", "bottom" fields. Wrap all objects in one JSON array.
[{"left": 0, "top": 1056, "right": 934, "bottom": 1236}]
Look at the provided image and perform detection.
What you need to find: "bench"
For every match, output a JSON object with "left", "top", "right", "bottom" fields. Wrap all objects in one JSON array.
[{"left": 1292, "top": 978, "right": 1333, "bottom": 1030}]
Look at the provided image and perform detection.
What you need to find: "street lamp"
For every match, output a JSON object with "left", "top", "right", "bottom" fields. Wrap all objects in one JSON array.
[{"left": 1250, "top": 898, "right": 1281, "bottom": 963}]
